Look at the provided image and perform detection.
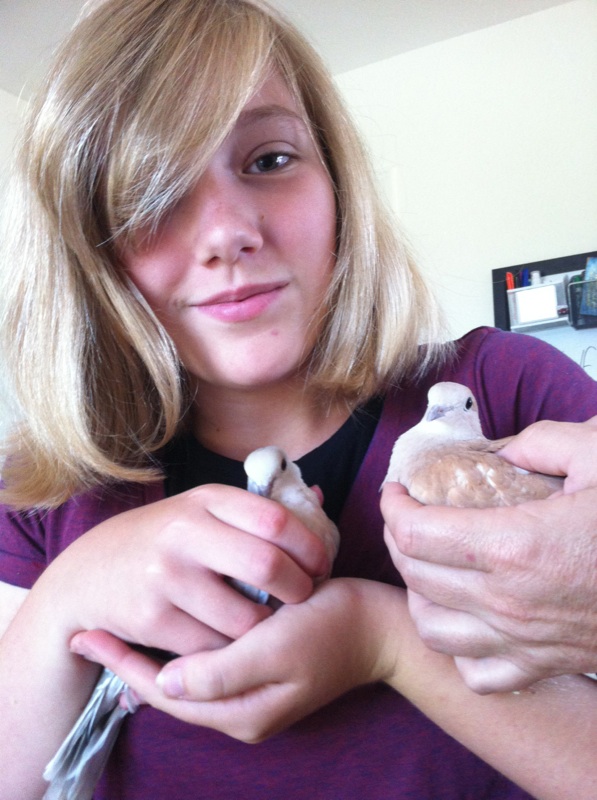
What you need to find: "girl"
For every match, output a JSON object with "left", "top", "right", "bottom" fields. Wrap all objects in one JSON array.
[{"left": 1, "top": 1, "right": 596, "bottom": 798}]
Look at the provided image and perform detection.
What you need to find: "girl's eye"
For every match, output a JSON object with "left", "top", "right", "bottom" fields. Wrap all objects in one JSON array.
[{"left": 248, "top": 152, "right": 292, "bottom": 174}]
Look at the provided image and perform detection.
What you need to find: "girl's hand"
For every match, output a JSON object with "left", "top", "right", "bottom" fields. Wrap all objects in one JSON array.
[
  {"left": 70, "top": 578, "right": 406, "bottom": 741},
  {"left": 36, "top": 483, "right": 330, "bottom": 657},
  {"left": 0, "top": 484, "right": 329, "bottom": 798}
]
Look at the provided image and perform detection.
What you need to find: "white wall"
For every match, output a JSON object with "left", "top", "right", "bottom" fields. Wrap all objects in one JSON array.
[
  {"left": 0, "top": 88, "right": 25, "bottom": 441},
  {"left": 0, "top": 87, "right": 24, "bottom": 196},
  {"left": 336, "top": 0, "right": 597, "bottom": 339}
]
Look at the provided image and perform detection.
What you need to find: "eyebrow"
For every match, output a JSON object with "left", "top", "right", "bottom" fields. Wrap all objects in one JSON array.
[{"left": 236, "top": 104, "right": 308, "bottom": 128}]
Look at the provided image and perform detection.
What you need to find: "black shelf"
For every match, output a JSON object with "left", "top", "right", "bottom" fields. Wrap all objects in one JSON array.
[{"left": 492, "top": 250, "right": 597, "bottom": 331}]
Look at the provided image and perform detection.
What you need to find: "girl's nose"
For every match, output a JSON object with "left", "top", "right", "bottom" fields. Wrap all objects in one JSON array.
[{"left": 187, "top": 169, "right": 263, "bottom": 267}]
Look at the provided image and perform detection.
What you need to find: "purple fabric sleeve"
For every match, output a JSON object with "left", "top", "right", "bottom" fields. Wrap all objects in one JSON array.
[{"left": 0, "top": 481, "right": 164, "bottom": 589}]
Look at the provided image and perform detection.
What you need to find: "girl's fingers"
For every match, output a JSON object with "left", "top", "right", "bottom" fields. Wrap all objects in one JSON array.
[{"left": 185, "top": 485, "right": 329, "bottom": 579}]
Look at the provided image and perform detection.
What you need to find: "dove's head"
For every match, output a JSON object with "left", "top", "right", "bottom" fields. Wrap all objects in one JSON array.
[
  {"left": 243, "top": 446, "right": 301, "bottom": 498},
  {"left": 423, "top": 382, "right": 483, "bottom": 439}
]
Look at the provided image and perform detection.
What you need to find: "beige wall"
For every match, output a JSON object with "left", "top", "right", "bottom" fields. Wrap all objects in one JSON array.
[{"left": 335, "top": 0, "right": 597, "bottom": 338}]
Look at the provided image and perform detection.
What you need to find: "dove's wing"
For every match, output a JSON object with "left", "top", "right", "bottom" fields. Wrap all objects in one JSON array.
[
  {"left": 271, "top": 480, "right": 340, "bottom": 570},
  {"left": 405, "top": 443, "right": 563, "bottom": 508},
  {"left": 226, "top": 579, "right": 271, "bottom": 604}
]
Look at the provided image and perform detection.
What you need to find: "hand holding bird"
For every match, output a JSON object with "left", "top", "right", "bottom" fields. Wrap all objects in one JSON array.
[
  {"left": 43, "top": 447, "right": 338, "bottom": 799},
  {"left": 382, "top": 385, "right": 597, "bottom": 692}
]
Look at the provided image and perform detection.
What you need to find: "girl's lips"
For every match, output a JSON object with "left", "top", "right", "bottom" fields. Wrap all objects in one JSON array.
[{"left": 195, "top": 283, "right": 287, "bottom": 323}]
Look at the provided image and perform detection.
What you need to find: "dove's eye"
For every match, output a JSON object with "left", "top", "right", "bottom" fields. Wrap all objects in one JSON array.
[
  {"left": 280, "top": 458, "right": 288, "bottom": 471},
  {"left": 465, "top": 397, "right": 474, "bottom": 410}
]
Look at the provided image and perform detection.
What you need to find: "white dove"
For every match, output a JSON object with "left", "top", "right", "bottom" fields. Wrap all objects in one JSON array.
[
  {"left": 243, "top": 445, "right": 340, "bottom": 574},
  {"left": 384, "top": 382, "right": 563, "bottom": 507},
  {"left": 43, "top": 445, "right": 339, "bottom": 800}
]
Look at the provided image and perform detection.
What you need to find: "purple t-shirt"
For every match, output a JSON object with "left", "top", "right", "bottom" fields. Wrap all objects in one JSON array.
[{"left": 2, "top": 327, "right": 597, "bottom": 799}]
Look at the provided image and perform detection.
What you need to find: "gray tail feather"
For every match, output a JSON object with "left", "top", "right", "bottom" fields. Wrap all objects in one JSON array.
[{"left": 43, "top": 668, "right": 138, "bottom": 800}]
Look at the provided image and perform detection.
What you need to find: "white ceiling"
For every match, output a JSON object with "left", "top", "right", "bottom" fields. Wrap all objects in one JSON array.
[{"left": 0, "top": 0, "right": 573, "bottom": 99}]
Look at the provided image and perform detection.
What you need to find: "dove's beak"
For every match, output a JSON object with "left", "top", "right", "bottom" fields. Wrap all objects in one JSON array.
[
  {"left": 247, "top": 478, "right": 273, "bottom": 497},
  {"left": 426, "top": 404, "right": 451, "bottom": 422}
]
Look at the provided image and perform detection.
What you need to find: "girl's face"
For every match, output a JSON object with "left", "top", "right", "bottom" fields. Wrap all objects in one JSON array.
[{"left": 123, "top": 73, "right": 337, "bottom": 395}]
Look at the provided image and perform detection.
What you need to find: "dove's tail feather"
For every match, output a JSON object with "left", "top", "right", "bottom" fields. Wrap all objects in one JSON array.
[{"left": 43, "top": 669, "right": 138, "bottom": 800}]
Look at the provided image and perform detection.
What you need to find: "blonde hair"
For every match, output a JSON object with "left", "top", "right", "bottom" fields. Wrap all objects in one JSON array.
[{"left": 0, "top": 0, "right": 447, "bottom": 508}]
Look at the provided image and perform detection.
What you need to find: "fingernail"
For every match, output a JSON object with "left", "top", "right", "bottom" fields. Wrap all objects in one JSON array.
[
  {"left": 70, "top": 634, "right": 96, "bottom": 662},
  {"left": 120, "top": 686, "right": 143, "bottom": 712},
  {"left": 156, "top": 665, "right": 185, "bottom": 698}
]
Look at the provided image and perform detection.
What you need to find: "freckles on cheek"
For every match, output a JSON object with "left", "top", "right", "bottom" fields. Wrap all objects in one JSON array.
[
  {"left": 122, "top": 254, "right": 152, "bottom": 296},
  {"left": 128, "top": 280, "right": 162, "bottom": 315},
  {"left": 125, "top": 258, "right": 176, "bottom": 310}
]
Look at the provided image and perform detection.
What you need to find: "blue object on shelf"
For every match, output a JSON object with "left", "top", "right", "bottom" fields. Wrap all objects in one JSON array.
[{"left": 580, "top": 257, "right": 597, "bottom": 316}]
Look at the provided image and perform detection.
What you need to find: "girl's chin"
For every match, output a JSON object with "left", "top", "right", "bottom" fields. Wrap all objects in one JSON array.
[{"left": 188, "top": 365, "right": 309, "bottom": 394}]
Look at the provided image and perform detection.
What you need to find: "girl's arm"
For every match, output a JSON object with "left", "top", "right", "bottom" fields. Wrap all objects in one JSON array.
[
  {"left": 76, "top": 577, "right": 597, "bottom": 800},
  {"left": 0, "top": 582, "right": 28, "bottom": 636},
  {"left": 383, "top": 585, "right": 597, "bottom": 800},
  {"left": 0, "top": 578, "right": 103, "bottom": 800}
]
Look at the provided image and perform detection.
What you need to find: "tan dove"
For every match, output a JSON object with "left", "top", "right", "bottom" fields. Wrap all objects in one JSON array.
[{"left": 384, "top": 382, "right": 563, "bottom": 507}]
